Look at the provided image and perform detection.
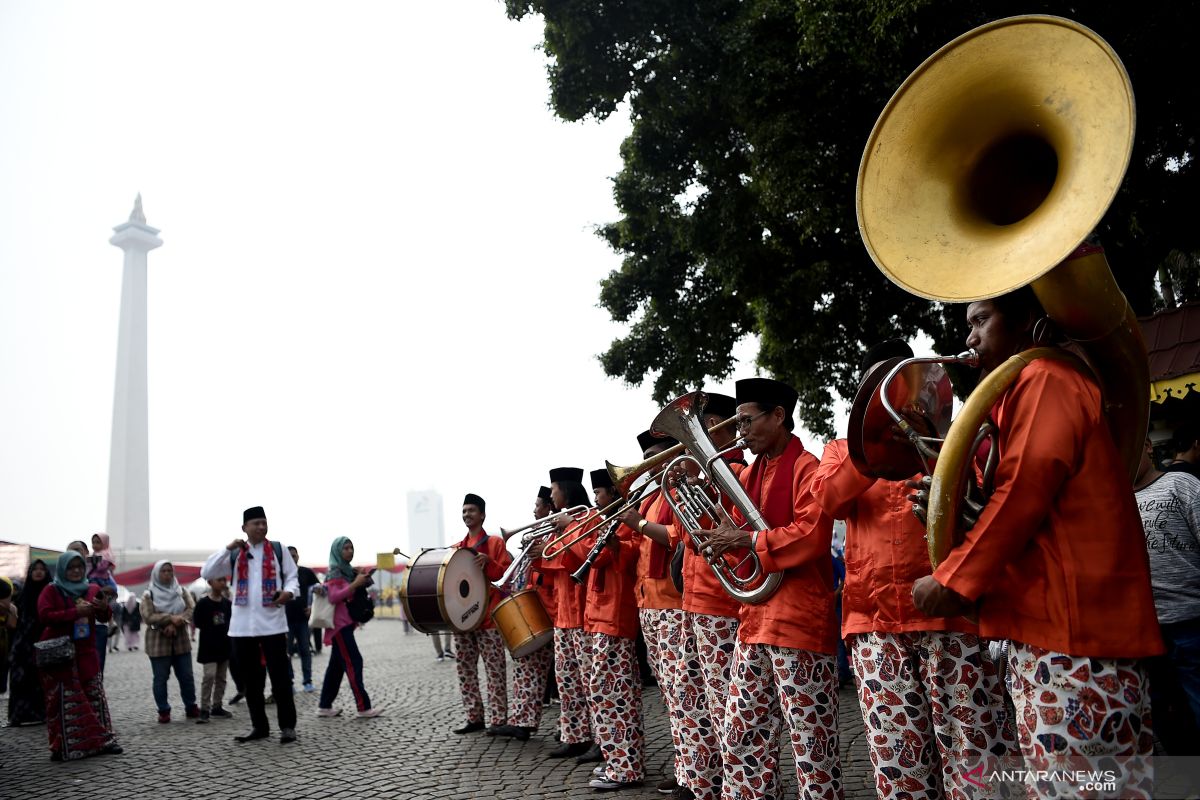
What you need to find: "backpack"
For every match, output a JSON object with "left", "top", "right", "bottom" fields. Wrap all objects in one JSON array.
[{"left": 346, "top": 584, "right": 374, "bottom": 624}]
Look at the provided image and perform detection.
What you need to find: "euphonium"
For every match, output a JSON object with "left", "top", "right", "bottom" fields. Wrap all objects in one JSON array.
[
  {"left": 855, "top": 15, "right": 1150, "bottom": 567},
  {"left": 653, "top": 391, "right": 783, "bottom": 605}
]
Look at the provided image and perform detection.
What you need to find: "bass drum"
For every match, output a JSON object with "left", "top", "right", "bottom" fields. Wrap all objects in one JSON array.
[
  {"left": 491, "top": 589, "right": 553, "bottom": 658},
  {"left": 400, "top": 547, "right": 489, "bottom": 634}
]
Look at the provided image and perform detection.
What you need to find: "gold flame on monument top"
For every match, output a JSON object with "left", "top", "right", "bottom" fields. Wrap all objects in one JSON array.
[{"left": 856, "top": 15, "right": 1135, "bottom": 302}]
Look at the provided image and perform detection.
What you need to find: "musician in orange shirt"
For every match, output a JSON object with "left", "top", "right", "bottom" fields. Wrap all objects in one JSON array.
[
  {"left": 493, "top": 486, "right": 558, "bottom": 742},
  {"left": 912, "top": 288, "right": 1163, "bottom": 799},
  {"left": 812, "top": 340, "right": 1012, "bottom": 800},
  {"left": 613, "top": 433, "right": 689, "bottom": 797},
  {"left": 698, "top": 378, "right": 841, "bottom": 800},
  {"left": 582, "top": 464, "right": 646, "bottom": 791},
  {"left": 655, "top": 393, "right": 744, "bottom": 800},
  {"left": 450, "top": 493, "right": 513, "bottom": 735},
  {"left": 537, "top": 467, "right": 596, "bottom": 759}
]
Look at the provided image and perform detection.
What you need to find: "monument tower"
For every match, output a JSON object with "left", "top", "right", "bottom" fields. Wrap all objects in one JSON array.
[{"left": 105, "top": 195, "right": 161, "bottom": 551}]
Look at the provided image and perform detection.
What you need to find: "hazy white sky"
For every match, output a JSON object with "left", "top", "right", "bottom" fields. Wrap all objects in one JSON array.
[{"left": 0, "top": 1, "right": 843, "bottom": 565}]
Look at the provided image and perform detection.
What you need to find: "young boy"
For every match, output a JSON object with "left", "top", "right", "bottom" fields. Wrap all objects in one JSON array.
[{"left": 193, "top": 576, "right": 234, "bottom": 723}]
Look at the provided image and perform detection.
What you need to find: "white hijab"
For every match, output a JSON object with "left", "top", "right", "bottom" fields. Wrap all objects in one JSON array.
[{"left": 146, "top": 559, "right": 186, "bottom": 614}]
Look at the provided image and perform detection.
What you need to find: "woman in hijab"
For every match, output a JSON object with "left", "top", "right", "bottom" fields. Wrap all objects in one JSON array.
[
  {"left": 315, "top": 537, "right": 381, "bottom": 718},
  {"left": 140, "top": 561, "right": 199, "bottom": 723},
  {"left": 6, "top": 558, "right": 51, "bottom": 726},
  {"left": 38, "top": 551, "right": 121, "bottom": 760}
]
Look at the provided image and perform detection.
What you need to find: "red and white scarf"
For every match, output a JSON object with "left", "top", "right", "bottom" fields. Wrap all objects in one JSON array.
[{"left": 234, "top": 539, "right": 278, "bottom": 607}]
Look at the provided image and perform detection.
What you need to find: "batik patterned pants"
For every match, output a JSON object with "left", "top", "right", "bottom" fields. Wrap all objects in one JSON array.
[
  {"left": 849, "top": 631, "right": 1014, "bottom": 800},
  {"left": 554, "top": 626, "right": 593, "bottom": 744},
  {"left": 1007, "top": 640, "right": 1154, "bottom": 800},
  {"left": 675, "top": 612, "right": 740, "bottom": 800},
  {"left": 508, "top": 642, "right": 553, "bottom": 728},
  {"left": 722, "top": 640, "right": 842, "bottom": 800},
  {"left": 454, "top": 628, "right": 508, "bottom": 727},
  {"left": 590, "top": 631, "right": 645, "bottom": 784},
  {"left": 641, "top": 607, "right": 688, "bottom": 786}
]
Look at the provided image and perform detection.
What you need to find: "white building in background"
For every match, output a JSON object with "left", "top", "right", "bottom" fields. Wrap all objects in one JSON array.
[
  {"left": 406, "top": 490, "right": 444, "bottom": 552},
  {"left": 105, "top": 195, "right": 161, "bottom": 552}
]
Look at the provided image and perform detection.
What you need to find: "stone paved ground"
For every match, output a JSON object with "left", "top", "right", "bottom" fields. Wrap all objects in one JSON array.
[{"left": 1, "top": 621, "right": 875, "bottom": 800}]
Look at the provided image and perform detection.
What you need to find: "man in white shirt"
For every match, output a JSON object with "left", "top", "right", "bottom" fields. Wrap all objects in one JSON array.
[{"left": 202, "top": 506, "right": 299, "bottom": 744}]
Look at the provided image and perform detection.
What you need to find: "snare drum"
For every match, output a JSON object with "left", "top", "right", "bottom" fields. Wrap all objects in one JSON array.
[
  {"left": 491, "top": 589, "right": 553, "bottom": 658},
  {"left": 399, "top": 547, "right": 489, "bottom": 634}
]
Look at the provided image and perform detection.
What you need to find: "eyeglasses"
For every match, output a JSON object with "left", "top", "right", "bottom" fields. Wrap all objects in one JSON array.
[{"left": 733, "top": 410, "right": 769, "bottom": 432}]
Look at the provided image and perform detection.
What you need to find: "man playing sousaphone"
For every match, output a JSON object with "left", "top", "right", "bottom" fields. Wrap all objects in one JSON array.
[
  {"left": 449, "top": 493, "right": 513, "bottom": 735},
  {"left": 814, "top": 339, "right": 1013, "bottom": 799},
  {"left": 697, "top": 378, "right": 841, "bottom": 800},
  {"left": 911, "top": 289, "right": 1162, "bottom": 798}
]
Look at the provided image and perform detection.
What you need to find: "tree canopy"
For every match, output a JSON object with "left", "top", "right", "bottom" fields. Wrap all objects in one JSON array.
[{"left": 506, "top": 0, "right": 1199, "bottom": 436}]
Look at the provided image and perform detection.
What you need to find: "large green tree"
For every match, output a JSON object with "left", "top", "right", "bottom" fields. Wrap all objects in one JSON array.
[{"left": 506, "top": 0, "right": 1199, "bottom": 435}]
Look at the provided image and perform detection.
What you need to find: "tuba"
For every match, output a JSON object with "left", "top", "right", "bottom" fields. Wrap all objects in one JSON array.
[
  {"left": 854, "top": 15, "right": 1150, "bottom": 567},
  {"left": 653, "top": 391, "right": 783, "bottom": 604}
]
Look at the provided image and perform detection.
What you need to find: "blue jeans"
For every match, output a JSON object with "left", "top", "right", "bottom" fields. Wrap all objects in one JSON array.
[
  {"left": 287, "top": 619, "right": 313, "bottom": 684},
  {"left": 1151, "top": 617, "right": 1200, "bottom": 754},
  {"left": 150, "top": 652, "right": 197, "bottom": 714}
]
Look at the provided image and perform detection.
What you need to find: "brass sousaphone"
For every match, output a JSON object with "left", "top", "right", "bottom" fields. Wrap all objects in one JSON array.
[{"left": 854, "top": 15, "right": 1150, "bottom": 567}]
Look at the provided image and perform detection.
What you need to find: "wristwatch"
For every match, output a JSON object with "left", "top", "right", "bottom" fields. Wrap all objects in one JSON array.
[{"left": 637, "top": 519, "right": 649, "bottom": 533}]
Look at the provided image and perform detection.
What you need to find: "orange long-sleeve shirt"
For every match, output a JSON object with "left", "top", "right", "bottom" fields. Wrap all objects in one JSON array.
[
  {"left": 583, "top": 517, "right": 641, "bottom": 639},
  {"left": 737, "top": 435, "right": 838, "bottom": 654},
  {"left": 454, "top": 530, "right": 513, "bottom": 631},
  {"left": 634, "top": 491, "right": 683, "bottom": 611},
  {"left": 668, "top": 464, "right": 744, "bottom": 619},
  {"left": 933, "top": 358, "right": 1162, "bottom": 658},
  {"left": 537, "top": 509, "right": 601, "bottom": 629},
  {"left": 812, "top": 438, "right": 976, "bottom": 637}
]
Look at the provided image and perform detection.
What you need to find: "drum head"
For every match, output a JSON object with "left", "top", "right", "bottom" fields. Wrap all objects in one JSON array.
[{"left": 440, "top": 548, "right": 489, "bottom": 633}]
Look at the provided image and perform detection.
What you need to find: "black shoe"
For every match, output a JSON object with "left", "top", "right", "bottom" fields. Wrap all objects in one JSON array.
[
  {"left": 453, "top": 720, "right": 485, "bottom": 734},
  {"left": 515, "top": 726, "right": 533, "bottom": 741},
  {"left": 576, "top": 743, "right": 603, "bottom": 764},
  {"left": 210, "top": 707, "right": 233, "bottom": 719},
  {"left": 49, "top": 752, "right": 63, "bottom": 762},
  {"left": 591, "top": 778, "right": 643, "bottom": 792},
  {"left": 279, "top": 728, "right": 298, "bottom": 744},
  {"left": 672, "top": 788, "right": 696, "bottom": 800},
  {"left": 228, "top": 693, "right": 244, "bottom": 705},
  {"left": 101, "top": 743, "right": 124, "bottom": 755},
  {"left": 234, "top": 728, "right": 269, "bottom": 743},
  {"left": 489, "top": 724, "right": 531, "bottom": 741},
  {"left": 547, "top": 741, "right": 591, "bottom": 759},
  {"left": 657, "top": 778, "right": 680, "bottom": 794},
  {"left": 196, "top": 711, "right": 210, "bottom": 725}
]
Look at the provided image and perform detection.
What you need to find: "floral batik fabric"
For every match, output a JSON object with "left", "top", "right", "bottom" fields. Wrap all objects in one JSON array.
[
  {"left": 554, "top": 626, "right": 593, "bottom": 744},
  {"left": 454, "top": 628, "right": 508, "bottom": 727},
  {"left": 641, "top": 607, "right": 688, "bottom": 786},
  {"left": 676, "top": 612, "right": 740, "bottom": 800},
  {"left": 722, "top": 640, "right": 842, "bottom": 800},
  {"left": 1007, "top": 640, "right": 1154, "bottom": 800},
  {"left": 849, "top": 631, "right": 1014, "bottom": 800},
  {"left": 508, "top": 641, "right": 553, "bottom": 729},
  {"left": 590, "top": 631, "right": 645, "bottom": 784}
]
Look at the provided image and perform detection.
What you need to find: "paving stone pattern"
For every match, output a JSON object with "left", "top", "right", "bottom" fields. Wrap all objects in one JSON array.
[{"left": 1, "top": 622, "right": 876, "bottom": 799}]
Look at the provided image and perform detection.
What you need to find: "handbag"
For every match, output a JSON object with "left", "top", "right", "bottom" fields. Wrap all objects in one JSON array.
[
  {"left": 34, "top": 635, "right": 75, "bottom": 667},
  {"left": 309, "top": 590, "right": 335, "bottom": 629},
  {"left": 347, "top": 585, "right": 375, "bottom": 625}
]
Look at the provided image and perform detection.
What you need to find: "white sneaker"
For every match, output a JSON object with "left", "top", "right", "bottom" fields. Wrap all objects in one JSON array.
[
  {"left": 316, "top": 707, "right": 342, "bottom": 717},
  {"left": 592, "top": 766, "right": 607, "bottom": 777},
  {"left": 356, "top": 707, "right": 383, "bottom": 719}
]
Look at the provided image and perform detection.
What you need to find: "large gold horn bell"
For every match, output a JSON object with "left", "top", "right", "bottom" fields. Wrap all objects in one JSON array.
[{"left": 857, "top": 15, "right": 1134, "bottom": 302}]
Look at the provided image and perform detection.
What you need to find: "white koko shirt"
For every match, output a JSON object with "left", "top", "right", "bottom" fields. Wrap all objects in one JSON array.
[{"left": 201, "top": 540, "right": 299, "bottom": 638}]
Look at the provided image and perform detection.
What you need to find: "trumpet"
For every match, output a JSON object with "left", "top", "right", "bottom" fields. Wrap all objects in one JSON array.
[
  {"left": 500, "top": 505, "right": 589, "bottom": 547},
  {"left": 568, "top": 476, "right": 662, "bottom": 583},
  {"left": 540, "top": 484, "right": 655, "bottom": 561},
  {"left": 655, "top": 391, "right": 783, "bottom": 605}
]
